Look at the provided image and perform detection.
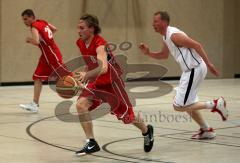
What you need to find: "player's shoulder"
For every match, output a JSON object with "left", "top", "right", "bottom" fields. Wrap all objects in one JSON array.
[
  {"left": 94, "top": 34, "right": 106, "bottom": 46},
  {"left": 168, "top": 26, "right": 181, "bottom": 33},
  {"left": 95, "top": 34, "right": 105, "bottom": 41},
  {"left": 76, "top": 38, "right": 84, "bottom": 47},
  {"left": 31, "top": 19, "right": 48, "bottom": 28},
  {"left": 167, "top": 26, "right": 186, "bottom": 38}
]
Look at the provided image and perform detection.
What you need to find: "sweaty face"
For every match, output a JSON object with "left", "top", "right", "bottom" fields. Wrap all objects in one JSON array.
[
  {"left": 77, "top": 20, "right": 94, "bottom": 41},
  {"left": 152, "top": 14, "right": 164, "bottom": 33},
  {"left": 22, "top": 15, "right": 34, "bottom": 27}
]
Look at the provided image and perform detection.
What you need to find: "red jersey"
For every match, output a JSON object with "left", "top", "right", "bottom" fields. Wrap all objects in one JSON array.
[
  {"left": 77, "top": 35, "right": 134, "bottom": 124},
  {"left": 31, "top": 20, "right": 71, "bottom": 81},
  {"left": 31, "top": 19, "right": 62, "bottom": 62},
  {"left": 76, "top": 35, "right": 122, "bottom": 85}
]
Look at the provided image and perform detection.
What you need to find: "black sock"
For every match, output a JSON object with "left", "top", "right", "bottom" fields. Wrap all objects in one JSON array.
[
  {"left": 89, "top": 138, "right": 95, "bottom": 142},
  {"left": 142, "top": 126, "right": 149, "bottom": 136}
]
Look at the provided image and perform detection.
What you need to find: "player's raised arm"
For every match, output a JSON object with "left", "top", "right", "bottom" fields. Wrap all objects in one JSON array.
[
  {"left": 171, "top": 33, "right": 219, "bottom": 76},
  {"left": 26, "top": 27, "right": 40, "bottom": 46},
  {"left": 139, "top": 42, "right": 169, "bottom": 60},
  {"left": 48, "top": 23, "right": 57, "bottom": 33}
]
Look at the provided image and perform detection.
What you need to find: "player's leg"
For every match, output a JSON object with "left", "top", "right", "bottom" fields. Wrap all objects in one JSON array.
[
  {"left": 132, "top": 116, "right": 154, "bottom": 152},
  {"left": 75, "top": 93, "right": 101, "bottom": 156},
  {"left": 76, "top": 97, "right": 94, "bottom": 139},
  {"left": 173, "top": 63, "right": 228, "bottom": 139},
  {"left": 187, "top": 110, "right": 208, "bottom": 128},
  {"left": 132, "top": 116, "right": 148, "bottom": 134},
  {"left": 187, "top": 110, "right": 216, "bottom": 139},
  {"left": 174, "top": 99, "right": 227, "bottom": 120},
  {"left": 19, "top": 79, "right": 41, "bottom": 113},
  {"left": 19, "top": 56, "right": 48, "bottom": 112},
  {"left": 110, "top": 76, "right": 154, "bottom": 152},
  {"left": 33, "top": 79, "right": 42, "bottom": 104},
  {"left": 173, "top": 64, "right": 228, "bottom": 121}
]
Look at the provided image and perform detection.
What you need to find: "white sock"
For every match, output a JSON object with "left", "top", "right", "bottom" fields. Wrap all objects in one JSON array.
[
  {"left": 32, "top": 101, "right": 39, "bottom": 106},
  {"left": 200, "top": 123, "right": 210, "bottom": 130},
  {"left": 206, "top": 100, "right": 215, "bottom": 109}
]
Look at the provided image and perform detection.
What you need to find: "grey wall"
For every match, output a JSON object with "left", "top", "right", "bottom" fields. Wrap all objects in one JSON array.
[{"left": 0, "top": 0, "right": 239, "bottom": 83}]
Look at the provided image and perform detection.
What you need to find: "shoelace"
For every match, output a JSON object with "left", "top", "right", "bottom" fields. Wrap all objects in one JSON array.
[{"left": 82, "top": 142, "right": 91, "bottom": 151}]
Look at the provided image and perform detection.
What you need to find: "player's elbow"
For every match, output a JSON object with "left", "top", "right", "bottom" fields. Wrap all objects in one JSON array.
[
  {"left": 161, "top": 53, "right": 169, "bottom": 59},
  {"left": 101, "top": 65, "right": 108, "bottom": 74},
  {"left": 52, "top": 28, "right": 57, "bottom": 33},
  {"left": 34, "top": 40, "right": 40, "bottom": 45},
  {"left": 163, "top": 54, "right": 169, "bottom": 59},
  {"left": 193, "top": 42, "right": 202, "bottom": 51}
]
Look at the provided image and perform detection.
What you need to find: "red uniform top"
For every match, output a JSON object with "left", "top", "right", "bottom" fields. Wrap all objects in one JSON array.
[
  {"left": 30, "top": 19, "right": 72, "bottom": 81},
  {"left": 31, "top": 19, "right": 62, "bottom": 63},
  {"left": 76, "top": 35, "right": 122, "bottom": 85}
]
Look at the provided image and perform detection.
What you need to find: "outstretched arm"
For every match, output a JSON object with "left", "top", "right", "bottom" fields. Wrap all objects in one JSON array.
[
  {"left": 139, "top": 42, "right": 169, "bottom": 60},
  {"left": 171, "top": 33, "right": 219, "bottom": 76}
]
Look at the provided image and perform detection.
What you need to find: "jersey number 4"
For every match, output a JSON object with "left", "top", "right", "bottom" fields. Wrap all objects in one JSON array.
[{"left": 44, "top": 26, "right": 53, "bottom": 39}]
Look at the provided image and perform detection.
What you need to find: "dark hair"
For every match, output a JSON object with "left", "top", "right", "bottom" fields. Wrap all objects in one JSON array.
[
  {"left": 80, "top": 14, "right": 101, "bottom": 34},
  {"left": 21, "top": 9, "right": 35, "bottom": 18},
  {"left": 154, "top": 11, "right": 170, "bottom": 25}
]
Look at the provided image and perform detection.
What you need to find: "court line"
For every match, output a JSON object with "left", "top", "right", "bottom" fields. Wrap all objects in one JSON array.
[
  {"left": 25, "top": 114, "right": 189, "bottom": 163},
  {"left": 101, "top": 127, "right": 240, "bottom": 162},
  {"left": 25, "top": 115, "right": 141, "bottom": 163},
  {"left": 27, "top": 112, "right": 240, "bottom": 161},
  {"left": 160, "top": 135, "right": 240, "bottom": 148},
  {"left": 25, "top": 113, "right": 240, "bottom": 163}
]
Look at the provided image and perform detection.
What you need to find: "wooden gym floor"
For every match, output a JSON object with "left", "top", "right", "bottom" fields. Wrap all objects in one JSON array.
[{"left": 0, "top": 79, "right": 239, "bottom": 163}]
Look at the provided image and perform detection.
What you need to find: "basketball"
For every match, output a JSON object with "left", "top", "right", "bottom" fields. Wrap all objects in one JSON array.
[{"left": 56, "top": 75, "right": 79, "bottom": 99}]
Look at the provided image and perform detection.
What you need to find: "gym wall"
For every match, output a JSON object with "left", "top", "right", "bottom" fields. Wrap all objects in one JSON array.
[{"left": 0, "top": 0, "right": 239, "bottom": 83}]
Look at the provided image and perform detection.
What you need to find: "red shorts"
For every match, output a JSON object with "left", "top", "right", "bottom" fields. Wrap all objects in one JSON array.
[
  {"left": 79, "top": 81, "right": 135, "bottom": 124},
  {"left": 33, "top": 54, "right": 71, "bottom": 81}
]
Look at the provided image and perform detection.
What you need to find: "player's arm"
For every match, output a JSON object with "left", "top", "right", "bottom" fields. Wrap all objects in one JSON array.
[
  {"left": 26, "top": 27, "right": 40, "bottom": 46},
  {"left": 139, "top": 42, "right": 169, "bottom": 60},
  {"left": 48, "top": 23, "right": 57, "bottom": 33},
  {"left": 77, "top": 45, "right": 108, "bottom": 83},
  {"left": 171, "top": 33, "right": 219, "bottom": 76}
]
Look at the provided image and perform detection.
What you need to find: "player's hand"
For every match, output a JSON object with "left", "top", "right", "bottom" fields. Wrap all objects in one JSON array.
[
  {"left": 76, "top": 80, "right": 85, "bottom": 89},
  {"left": 207, "top": 63, "right": 219, "bottom": 77},
  {"left": 139, "top": 43, "right": 150, "bottom": 55},
  {"left": 74, "top": 71, "right": 87, "bottom": 83}
]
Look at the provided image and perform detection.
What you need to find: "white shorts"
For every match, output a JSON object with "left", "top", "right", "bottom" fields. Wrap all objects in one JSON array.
[{"left": 173, "top": 62, "right": 207, "bottom": 107}]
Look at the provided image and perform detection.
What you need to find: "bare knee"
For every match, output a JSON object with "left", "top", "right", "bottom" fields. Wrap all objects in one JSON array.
[
  {"left": 76, "top": 98, "right": 91, "bottom": 113},
  {"left": 173, "top": 104, "right": 185, "bottom": 112}
]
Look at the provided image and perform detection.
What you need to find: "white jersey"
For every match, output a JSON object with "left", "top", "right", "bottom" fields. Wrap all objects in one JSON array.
[{"left": 163, "top": 26, "right": 202, "bottom": 72}]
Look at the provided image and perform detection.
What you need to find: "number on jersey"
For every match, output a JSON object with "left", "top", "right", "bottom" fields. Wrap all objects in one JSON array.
[{"left": 44, "top": 26, "right": 53, "bottom": 39}]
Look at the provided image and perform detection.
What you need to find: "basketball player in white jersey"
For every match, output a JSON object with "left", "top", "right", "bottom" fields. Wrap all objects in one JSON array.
[{"left": 139, "top": 11, "right": 228, "bottom": 139}]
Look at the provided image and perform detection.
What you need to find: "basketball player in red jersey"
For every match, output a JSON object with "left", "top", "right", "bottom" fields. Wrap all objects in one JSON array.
[
  {"left": 20, "top": 9, "right": 70, "bottom": 112},
  {"left": 74, "top": 14, "right": 154, "bottom": 155}
]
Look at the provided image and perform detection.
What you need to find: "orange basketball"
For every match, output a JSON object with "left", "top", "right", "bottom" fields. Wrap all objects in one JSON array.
[{"left": 56, "top": 75, "right": 79, "bottom": 99}]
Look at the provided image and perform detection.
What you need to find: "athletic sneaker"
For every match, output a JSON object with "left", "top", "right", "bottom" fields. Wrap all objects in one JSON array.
[
  {"left": 75, "top": 139, "right": 100, "bottom": 156},
  {"left": 191, "top": 127, "right": 216, "bottom": 140},
  {"left": 211, "top": 97, "right": 228, "bottom": 121},
  {"left": 143, "top": 125, "right": 154, "bottom": 152},
  {"left": 19, "top": 101, "right": 39, "bottom": 113}
]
